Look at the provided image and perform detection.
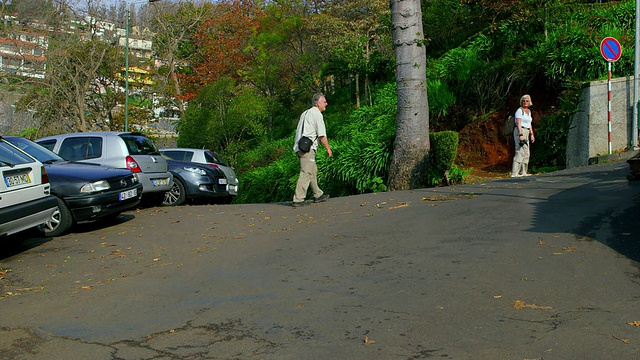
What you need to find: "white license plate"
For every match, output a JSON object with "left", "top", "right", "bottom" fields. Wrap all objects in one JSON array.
[
  {"left": 4, "top": 173, "right": 31, "bottom": 187},
  {"left": 119, "top": 188, "right": 137, "bottom": 201},
  {"left": 218, "top": 178, "right": 228, "bottom": 185},
  {"left": 152, "top": 178, "right": 168, "bottom": 187}
]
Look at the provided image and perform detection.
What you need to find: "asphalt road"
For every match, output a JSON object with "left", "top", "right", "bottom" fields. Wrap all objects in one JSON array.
[{"left": 1, "top": 161, "right": 640, "bottom": 360}]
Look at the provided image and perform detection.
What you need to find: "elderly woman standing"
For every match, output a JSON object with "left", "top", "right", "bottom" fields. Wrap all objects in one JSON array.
[{"left": 511, "top": 94, "right": 536, "bottom": 177}]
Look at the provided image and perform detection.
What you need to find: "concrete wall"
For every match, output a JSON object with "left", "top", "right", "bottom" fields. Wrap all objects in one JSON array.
[{"left": 566, "top": 76, "right": 636, "bottom": 168}]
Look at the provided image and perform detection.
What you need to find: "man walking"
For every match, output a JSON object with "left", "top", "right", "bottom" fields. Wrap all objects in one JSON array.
[{"left": 292, "top": 93, "right": 332, "bottom": 207}]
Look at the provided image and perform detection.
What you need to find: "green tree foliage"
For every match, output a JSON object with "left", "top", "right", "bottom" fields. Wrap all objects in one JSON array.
[
  {"left": 234, "top": 137, "right": 299, "bottom": 204},
  {"left": 421, "top": 0, "right": 488, "bottom": 59},
  {"left": 177, "top": 77, "right": 269, "bottom": 165},
  {"left": 310, "top": 0, "right": 393, "bottom": 107}
]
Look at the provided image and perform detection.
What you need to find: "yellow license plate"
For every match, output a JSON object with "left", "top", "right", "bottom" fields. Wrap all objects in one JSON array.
[{"left": 152, "top": 178, "right": 168, "bottom": 187}]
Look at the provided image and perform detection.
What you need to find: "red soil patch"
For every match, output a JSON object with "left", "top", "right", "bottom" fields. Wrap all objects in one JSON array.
[{"left": 456, "top": 112, "right": 513, "bottom": 181}]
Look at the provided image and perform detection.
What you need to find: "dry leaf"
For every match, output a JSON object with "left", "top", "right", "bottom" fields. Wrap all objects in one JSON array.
[
  {"left": 613, "top": 335, "right": 630, "bottom": 343},
  {"left": 513, "top": 300, "right": 552, "bottom": 310},
  {"left": 81, "top": 286, "right": 93, "bottom": 290},
  {"left": 388, "top": 203, "right": 409, "bottom": 210},
  {"left": 364, "top": 336, "right": 375, "bottom": 344},
  {"left": 493, "top": 295, "right": 502, "bottom": 299},
  {"left": 537, "top": 241, "right": 547, "bottom": 245},
  {"left": 627, "top": 321, "right": 640, "bottom": 327},
  {"left": 562, "top": 246, "right": 576, "bottom": 252}
]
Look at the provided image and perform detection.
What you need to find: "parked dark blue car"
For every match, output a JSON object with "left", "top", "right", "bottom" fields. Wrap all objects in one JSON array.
[
  {"left": 5, "top": 136, "right": 142, "bottom": 236},
  {"left": 162, "top": 158, "right": 232, "bottom": 206}
]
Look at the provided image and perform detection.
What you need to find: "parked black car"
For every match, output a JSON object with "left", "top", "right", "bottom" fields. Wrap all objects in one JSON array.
[
  {"left": 162, "top": 158, "right": 233, "bottom": 206},
  {"left": 5, "top": 137, "right": 143, "bottom": 236}
]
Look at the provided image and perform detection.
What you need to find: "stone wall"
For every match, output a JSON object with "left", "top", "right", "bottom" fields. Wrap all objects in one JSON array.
[{"left": 566, "top": 76, "right": 637, "bottom": 168}]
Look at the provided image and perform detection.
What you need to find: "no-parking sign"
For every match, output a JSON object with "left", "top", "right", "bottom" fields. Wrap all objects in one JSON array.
[{"left": 600, "top": 37, "right": 622, "bottom": 62}]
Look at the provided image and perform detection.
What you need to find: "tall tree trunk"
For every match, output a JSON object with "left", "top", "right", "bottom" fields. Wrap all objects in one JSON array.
[
  {"left": 355, "top": 73, "right": 361, "bottom": 108},
  {"left": 388, "top": 0, "right": 430, "bottom": 191}
]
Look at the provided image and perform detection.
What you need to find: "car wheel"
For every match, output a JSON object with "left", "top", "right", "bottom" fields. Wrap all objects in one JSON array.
[
  {"left": 162, "top": 178, "right": 186, "bottom": 206},
  {"left": 38, "top": 197, "right": 73, "bottom": 237}
]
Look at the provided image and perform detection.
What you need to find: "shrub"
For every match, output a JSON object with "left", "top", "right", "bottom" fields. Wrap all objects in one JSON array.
[
  {"left": 430, "top": 131, "right": 459, "bottom": 175},
  {"left": 424, "top": 131, "right": 461, "bottom": 186}
]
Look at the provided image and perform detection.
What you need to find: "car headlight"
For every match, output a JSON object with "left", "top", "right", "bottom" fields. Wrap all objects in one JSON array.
[
  {"left": 183, "top": 166, "right": 207, "bottom": 175},
  {"left": 80, "top": 179, "right": 111, "bottom": 193}
]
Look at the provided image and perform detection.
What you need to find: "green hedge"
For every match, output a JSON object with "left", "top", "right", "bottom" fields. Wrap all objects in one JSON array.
[{"left": 425, "top": 131, "right": 466, "bottom": 186}]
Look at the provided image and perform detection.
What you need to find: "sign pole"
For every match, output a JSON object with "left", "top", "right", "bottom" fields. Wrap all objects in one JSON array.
[
  {"left": 635, "top": 0, "right": 639, "bottom": 149},
  {"left": 608, "top": 61, "right": 613, "bottom": 154}
]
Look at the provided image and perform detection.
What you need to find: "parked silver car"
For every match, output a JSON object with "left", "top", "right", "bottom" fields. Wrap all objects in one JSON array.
[
  {"left": 36, "top": 132, "right": 172, "bottom": 203},
  {"left": 159, "top": 148, "right": 238, "bottom": 202}
]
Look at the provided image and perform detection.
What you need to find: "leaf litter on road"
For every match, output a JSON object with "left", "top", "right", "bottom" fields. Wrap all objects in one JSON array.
[{"left": 513, "top": 300, "right": 552, "bottom": 310}]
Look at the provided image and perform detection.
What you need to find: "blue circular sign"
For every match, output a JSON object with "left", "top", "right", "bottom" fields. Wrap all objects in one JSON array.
[{"left": 600, "top": 37, "right": 622, "bottom": 62}]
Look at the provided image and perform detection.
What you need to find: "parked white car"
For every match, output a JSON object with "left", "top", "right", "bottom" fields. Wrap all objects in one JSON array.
[
  {"left": 36, "top": 132, "right": 173, "bottom": 203},
  {"left": 159, "top": 148, "right": 238, "bottom": 202},
  {"left": 0, "top": 137, "right": 58, "bottom": 237}
]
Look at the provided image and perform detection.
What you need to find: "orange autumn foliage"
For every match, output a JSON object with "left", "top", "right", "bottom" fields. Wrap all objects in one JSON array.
[{"left": 181, "top": 0, "right": 264, "bottom": 101}]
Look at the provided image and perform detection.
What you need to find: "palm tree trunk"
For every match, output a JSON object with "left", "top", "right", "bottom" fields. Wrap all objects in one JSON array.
[{"left": 388, "top": 0, "right": 430, "bottom": 190}]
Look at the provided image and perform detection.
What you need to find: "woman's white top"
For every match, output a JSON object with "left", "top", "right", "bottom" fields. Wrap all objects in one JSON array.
[{"left": 515, "top": 108, "right": 532, "bottom": 129}]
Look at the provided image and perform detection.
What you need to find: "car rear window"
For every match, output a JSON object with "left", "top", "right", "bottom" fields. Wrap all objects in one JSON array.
[
  {"left": 0, "top": 140, "right": 36, "bottom": 165},
  {"left": 205, "top": 150, "right": 227, "bottom": 166},
  {"left": 59, "top": 137, "right": 102, "bottom": 161},
  {"left": 162, "top": 150, "right": 193, "bottom": 162},
  {"left": 37, "top": 139, "right": 56, "bottom": 151},
  {"left": 120, "top": 135, "right": 159, "bottom": 155}
]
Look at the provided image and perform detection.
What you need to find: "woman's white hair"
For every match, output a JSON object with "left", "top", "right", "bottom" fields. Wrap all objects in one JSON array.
[{"left": 520, "top": 94, "right": 533, "bottom": 106}]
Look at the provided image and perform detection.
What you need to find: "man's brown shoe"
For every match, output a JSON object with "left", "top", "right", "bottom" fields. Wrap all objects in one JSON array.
[{"left": 313, "top": 194, "right": 330, "bottom": 203}]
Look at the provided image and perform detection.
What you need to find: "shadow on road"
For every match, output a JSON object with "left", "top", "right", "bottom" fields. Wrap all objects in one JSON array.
[
  {"left": 0, "top": 234, "right": 53, "bottom": 260},
  {"left": 0, "top": 212, "right": 138, "bottom": 260},
  {"left": 529, "top": 164, "right": 640, "bottom": 262}
]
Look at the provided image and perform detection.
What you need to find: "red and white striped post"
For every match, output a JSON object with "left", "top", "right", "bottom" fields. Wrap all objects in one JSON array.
[{"left": 608, "top": 61, "right": 612, "bottom": 154}]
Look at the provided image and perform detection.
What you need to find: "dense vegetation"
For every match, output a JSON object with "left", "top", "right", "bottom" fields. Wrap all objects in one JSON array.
[
  {"left": 2, "top": 0, "right": 635, "bottom": 203},
  {"left": 229, "top": 0, "right": 636, "bottom": 203}
]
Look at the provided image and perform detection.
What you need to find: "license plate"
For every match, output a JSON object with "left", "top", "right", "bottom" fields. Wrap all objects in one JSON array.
[
  {"left": 119, "top": 188, "right": 137, "bottom": 201},
  {"left": 4, "top": 173, "right": 31, "bottom": 187},
  {"left": 218, "top": 178, "right": 228, "bottom": 185},
  {"left": 152, "top": 178, "right": 168, "bottom": 187}
]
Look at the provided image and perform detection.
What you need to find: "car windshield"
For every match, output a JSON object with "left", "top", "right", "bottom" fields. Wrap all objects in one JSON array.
[
  {"left": 120, "top": 134, "right": 159, "bottom": 155},
  {"left": 0, "top": 140, "right": 36, "bottom": 166},
  {"left": 5, "top": 137, "right": 63, "bottom": 164}
]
